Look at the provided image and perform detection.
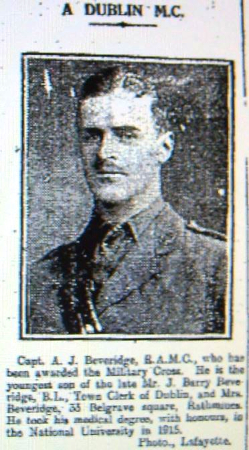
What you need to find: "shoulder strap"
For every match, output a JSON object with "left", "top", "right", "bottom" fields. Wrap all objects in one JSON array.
[{"left": 186, "top": 220, "right": 226, "bottom": 241}]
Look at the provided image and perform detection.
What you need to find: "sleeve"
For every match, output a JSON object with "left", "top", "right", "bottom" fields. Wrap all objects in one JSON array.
[
  {"left": 205, "top": 238, "right": 227, "bottom": 333},
  {"left": 27, "top": 257, "right": 68, "bottom": 334}
]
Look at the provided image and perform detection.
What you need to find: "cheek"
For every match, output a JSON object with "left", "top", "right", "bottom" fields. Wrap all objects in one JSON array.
[
  {"left": 81, "top": 145, "right": 97, "bottom": 166},
  {"left": 123, "top": 141, "right": 148, "bottom": 163},
  {"left": 122, "top": 151, "right": 143, "bottom": 175},
  {"left": 129, "top": 142, "right": 157, "bottom": 170}
]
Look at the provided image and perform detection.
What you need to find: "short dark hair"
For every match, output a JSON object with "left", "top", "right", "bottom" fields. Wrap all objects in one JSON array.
[
  {"left": 77, "top": 66, "right": 170, "bottom": 134},
  {"left": 79, "top": 66, "right": 156, "bottom": 100}
]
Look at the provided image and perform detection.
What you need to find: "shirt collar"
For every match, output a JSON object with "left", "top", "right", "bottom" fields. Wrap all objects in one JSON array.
[
  {"left": 127, "top": 197, "right": 164, "bottom": 241},
  {"left": 92, "top": 197, "right": 165, "bottom": 244}
]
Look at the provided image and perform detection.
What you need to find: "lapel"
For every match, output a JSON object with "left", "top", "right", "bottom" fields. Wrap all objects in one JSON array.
[{"left": 95, "top": 203, "right": 183, "bottom": 314}]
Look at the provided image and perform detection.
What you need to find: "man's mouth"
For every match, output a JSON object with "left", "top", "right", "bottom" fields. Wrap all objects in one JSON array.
[
  {"left": 96, "top": 166, "right": 127, "bottom": 177},
  {"left": 96, "top": 171, "right": 126, "bottom": 180},
  {"left": 98, "top": 170, "right": 125, "bottom": 175}
]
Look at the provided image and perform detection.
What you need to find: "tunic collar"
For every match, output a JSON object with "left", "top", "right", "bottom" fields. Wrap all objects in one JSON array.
[{"left": 95, "top": 196, "right": 165, "bottom": 243}]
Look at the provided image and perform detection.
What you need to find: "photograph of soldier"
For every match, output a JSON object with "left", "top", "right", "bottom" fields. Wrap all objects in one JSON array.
[{"left": 25, "top": 60, "right": 229, "bottom": 336}]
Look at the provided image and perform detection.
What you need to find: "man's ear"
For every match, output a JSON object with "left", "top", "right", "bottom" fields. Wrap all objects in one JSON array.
[{"left": 156, "top": 131, "right": 174, "bottom": 164}]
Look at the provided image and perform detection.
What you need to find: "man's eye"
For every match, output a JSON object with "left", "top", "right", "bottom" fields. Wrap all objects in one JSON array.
[
  {"left": 114, "top": 128, "right": 139, "bottom": 140},
  {"left": 81, "top": 128, "right": 103, "bottom": 142}
]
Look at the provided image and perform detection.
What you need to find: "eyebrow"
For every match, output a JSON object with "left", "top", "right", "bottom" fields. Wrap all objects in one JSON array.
[
  {"left": 82, "top": 127, "right": 102, "bottom": 131},
  {"left": 81, "top": 125, "right": 141, "bottom": 133},
  {"left": 112, "top": 125, "right": 141, "bottom": 132}
]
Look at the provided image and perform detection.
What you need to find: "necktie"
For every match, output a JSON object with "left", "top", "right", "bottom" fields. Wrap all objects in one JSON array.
[
  {"left": 92, "top": 224, "right": 134, "bottom": 287},
  {"left": 101, "top": 226, "right": 126, "bottom": 260}
]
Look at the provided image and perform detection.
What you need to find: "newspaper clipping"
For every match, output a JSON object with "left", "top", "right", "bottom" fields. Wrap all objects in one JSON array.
[{"left": 0, "top": 1, "right": 249, "bottom": 449}]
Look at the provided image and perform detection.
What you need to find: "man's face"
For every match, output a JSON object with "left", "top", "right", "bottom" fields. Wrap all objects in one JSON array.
[{"left": 79, "top": 88, "right": 165, "bottom": 205}]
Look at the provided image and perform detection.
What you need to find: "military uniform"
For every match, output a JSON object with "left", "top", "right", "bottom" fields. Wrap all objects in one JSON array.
[{"left": 28, "top": 201, "right": 226, "bottom": 335}]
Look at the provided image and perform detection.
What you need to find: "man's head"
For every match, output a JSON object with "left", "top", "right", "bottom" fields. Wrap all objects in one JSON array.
[{"left": 78, "top": 67, "right": 174, "bottom": 206}]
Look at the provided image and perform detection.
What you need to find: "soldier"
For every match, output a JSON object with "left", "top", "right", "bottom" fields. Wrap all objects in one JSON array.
[{"left": 28, "top": 66, "right": 226, "bottom": 335}]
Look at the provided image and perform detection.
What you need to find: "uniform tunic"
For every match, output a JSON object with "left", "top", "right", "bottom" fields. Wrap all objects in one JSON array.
[{"left": 28, "top": 202, "right": 227, "bottom": 335}]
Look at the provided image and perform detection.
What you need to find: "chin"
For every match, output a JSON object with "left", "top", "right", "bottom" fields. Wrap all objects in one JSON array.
[{"left": 93, "top": 186, "right": 132, "bottom": 205}]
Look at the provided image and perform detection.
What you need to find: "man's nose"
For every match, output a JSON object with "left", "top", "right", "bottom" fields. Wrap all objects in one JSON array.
[{"left": 98, "top": 131, "right": 116, "bottom": 160}]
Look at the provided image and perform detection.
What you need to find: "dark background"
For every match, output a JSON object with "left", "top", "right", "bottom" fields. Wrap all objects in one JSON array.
[{"left": 25, "top": 57, "right": 231, "bottom": 261}]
